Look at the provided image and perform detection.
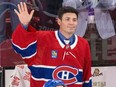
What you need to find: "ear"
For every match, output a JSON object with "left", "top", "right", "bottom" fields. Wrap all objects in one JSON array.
[{"left": 57, "top": 18, "right": 61, "bottom": 26}]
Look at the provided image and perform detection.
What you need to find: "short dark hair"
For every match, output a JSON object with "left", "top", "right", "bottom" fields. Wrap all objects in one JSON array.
[{"left": 57, "top": 6, "right": 78, "bottom": 20}]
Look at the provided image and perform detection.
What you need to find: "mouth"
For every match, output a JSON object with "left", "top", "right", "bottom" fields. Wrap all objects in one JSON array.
[{"left": 68, "top": 27, "right": 75, "bottom": 28}]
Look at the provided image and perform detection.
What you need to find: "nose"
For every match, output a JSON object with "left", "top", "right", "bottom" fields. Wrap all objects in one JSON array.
[{"left": 69, "top": 20, "right": 74, "bottom": 24}]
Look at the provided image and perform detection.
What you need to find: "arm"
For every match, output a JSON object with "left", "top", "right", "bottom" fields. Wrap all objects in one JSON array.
[
  {"left": 12, "top": 2, "right": 38, "bottom": 65},
  {"left": 12, "top": 24, "right": 37, "bottom": 65},
  {"left": 83, "top": 41, "right": 92, "bottom": 87}
]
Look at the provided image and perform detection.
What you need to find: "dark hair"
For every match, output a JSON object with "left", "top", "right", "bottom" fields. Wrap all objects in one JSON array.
[{"left": 57, "top": 6, "right": 78, "bottom": 20}]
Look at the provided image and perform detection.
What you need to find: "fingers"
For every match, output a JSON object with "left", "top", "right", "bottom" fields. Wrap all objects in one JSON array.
[
  {"left": 30, "top": 10, "right": 35, "bottom": 18},
  {"left": 20, "top": 2, "right": 25, "bottom": 12},
  {"left": 24, "top": 2, "right": 28, "bottom": 12},
  {"left": 17, "top": 2, "right": 27, "bottom": 13},
  {"left": 14, "top": 9, "right": 19, "bottom": 16},
  {"left": 18, "top": 3, "right": 22, "bottom": 13}
]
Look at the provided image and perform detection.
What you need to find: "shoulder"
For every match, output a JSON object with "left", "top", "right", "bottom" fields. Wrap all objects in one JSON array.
[
  {"left": 77, "top": 35, "right": 88, "bottom": 44},
  {"left": 74, "top": 35, "right": 90, "bottom": 49}
]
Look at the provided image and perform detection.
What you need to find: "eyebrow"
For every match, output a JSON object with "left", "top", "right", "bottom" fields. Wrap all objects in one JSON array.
[{"left": 65, "top": 17, "right": 77, "bottom": 19}]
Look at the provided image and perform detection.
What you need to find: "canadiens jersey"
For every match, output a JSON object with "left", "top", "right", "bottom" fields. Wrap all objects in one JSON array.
[{"left": 12, "top": 24, "right": 92, "bottom": 87}]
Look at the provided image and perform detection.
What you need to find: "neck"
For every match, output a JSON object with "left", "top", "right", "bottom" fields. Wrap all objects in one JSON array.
[{"left": 59, "top": 30, "right": 73, "bottom": 39}]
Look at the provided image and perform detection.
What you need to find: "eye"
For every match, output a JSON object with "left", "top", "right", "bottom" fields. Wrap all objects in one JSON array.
[
  {"left": 73, "top": 18, "right": 77, "bottom": 22},
  {"left": 65, "top": 18, "right": 70, "bottom": 21}
]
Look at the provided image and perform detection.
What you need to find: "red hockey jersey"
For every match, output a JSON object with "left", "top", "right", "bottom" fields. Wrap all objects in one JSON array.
[{"left": 12, "top": 24, "right": 92, "bottom": 87}]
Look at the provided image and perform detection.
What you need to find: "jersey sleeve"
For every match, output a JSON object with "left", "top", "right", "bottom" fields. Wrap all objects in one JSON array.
[
  {"left": 12, "top": 24, "right": 38, "bottom": 65},
  {"left": 83, "top": 40, "right": 92, "bottom": 87}
]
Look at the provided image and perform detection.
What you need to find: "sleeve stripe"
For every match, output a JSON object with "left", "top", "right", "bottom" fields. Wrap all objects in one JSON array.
[
  {"left": 83, "top": 79, "right": 92, "bottom": 87},
  {"left": 12, "top": 41, "right": 37, "bottom": 58},
  {"left": 84, "top": 77, "right": 92, "bottom": 83},
  {"left": 22, "top": 51, "right": 37, "bottom": 59},
  {"left": 12, "top": 40, "right": 37, "bottom": 50}
]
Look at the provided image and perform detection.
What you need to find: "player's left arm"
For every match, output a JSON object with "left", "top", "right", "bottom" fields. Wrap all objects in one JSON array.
[{"left": 83, "top": 41, "right": 92, "bottom": 87}]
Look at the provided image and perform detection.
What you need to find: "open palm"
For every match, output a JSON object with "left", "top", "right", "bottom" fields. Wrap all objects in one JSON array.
[{"left": 14, "top": 2, "right": 34, "bottom": 25}]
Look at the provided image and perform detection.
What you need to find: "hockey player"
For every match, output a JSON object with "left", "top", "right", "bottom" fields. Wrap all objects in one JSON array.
[{"left": 12, "top": 2, "right": 92, "bottom": 87}]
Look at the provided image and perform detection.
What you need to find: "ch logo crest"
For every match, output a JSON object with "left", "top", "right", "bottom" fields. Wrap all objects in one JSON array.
[{"left": 52, "top": 66, "right": 78, "bottom": 85}]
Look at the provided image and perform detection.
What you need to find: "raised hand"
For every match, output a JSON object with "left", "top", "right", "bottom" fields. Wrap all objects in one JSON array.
[{"left": 14, "top": 2, "right": 34, "bottom": 26}]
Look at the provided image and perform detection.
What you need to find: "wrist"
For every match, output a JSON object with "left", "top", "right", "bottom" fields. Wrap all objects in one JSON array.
[{"left": 21, "top": 23, "right": 28, "bottom": 30}]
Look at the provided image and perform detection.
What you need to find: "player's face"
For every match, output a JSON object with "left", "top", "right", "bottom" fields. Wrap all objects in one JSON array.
[{"left": 57, "top": 13, "right": 78, "bottom": 36}]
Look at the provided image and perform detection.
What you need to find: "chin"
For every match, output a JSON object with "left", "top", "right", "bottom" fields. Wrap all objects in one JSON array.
[
  {"left": 70, "top": 30, "right": 75, "bottom": 33},
  {"left": 68, "top": 31, "right": 74, "bottom": 34}
]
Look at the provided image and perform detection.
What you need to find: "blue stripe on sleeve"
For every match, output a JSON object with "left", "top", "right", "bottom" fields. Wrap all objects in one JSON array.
[
  {"left": 12, "top": 41, "right": 37, "bottom": 58},
  {"left": 83, "top": 79, "right": 92, "bottom": 87}
]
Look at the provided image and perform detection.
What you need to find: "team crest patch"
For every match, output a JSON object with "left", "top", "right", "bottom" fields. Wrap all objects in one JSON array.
[
  {"left": 52, "top": 66, "right": 79, "bottom": 85},
  {"left": 51, "top": 50, "right": 58, "bottom": 58}
]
